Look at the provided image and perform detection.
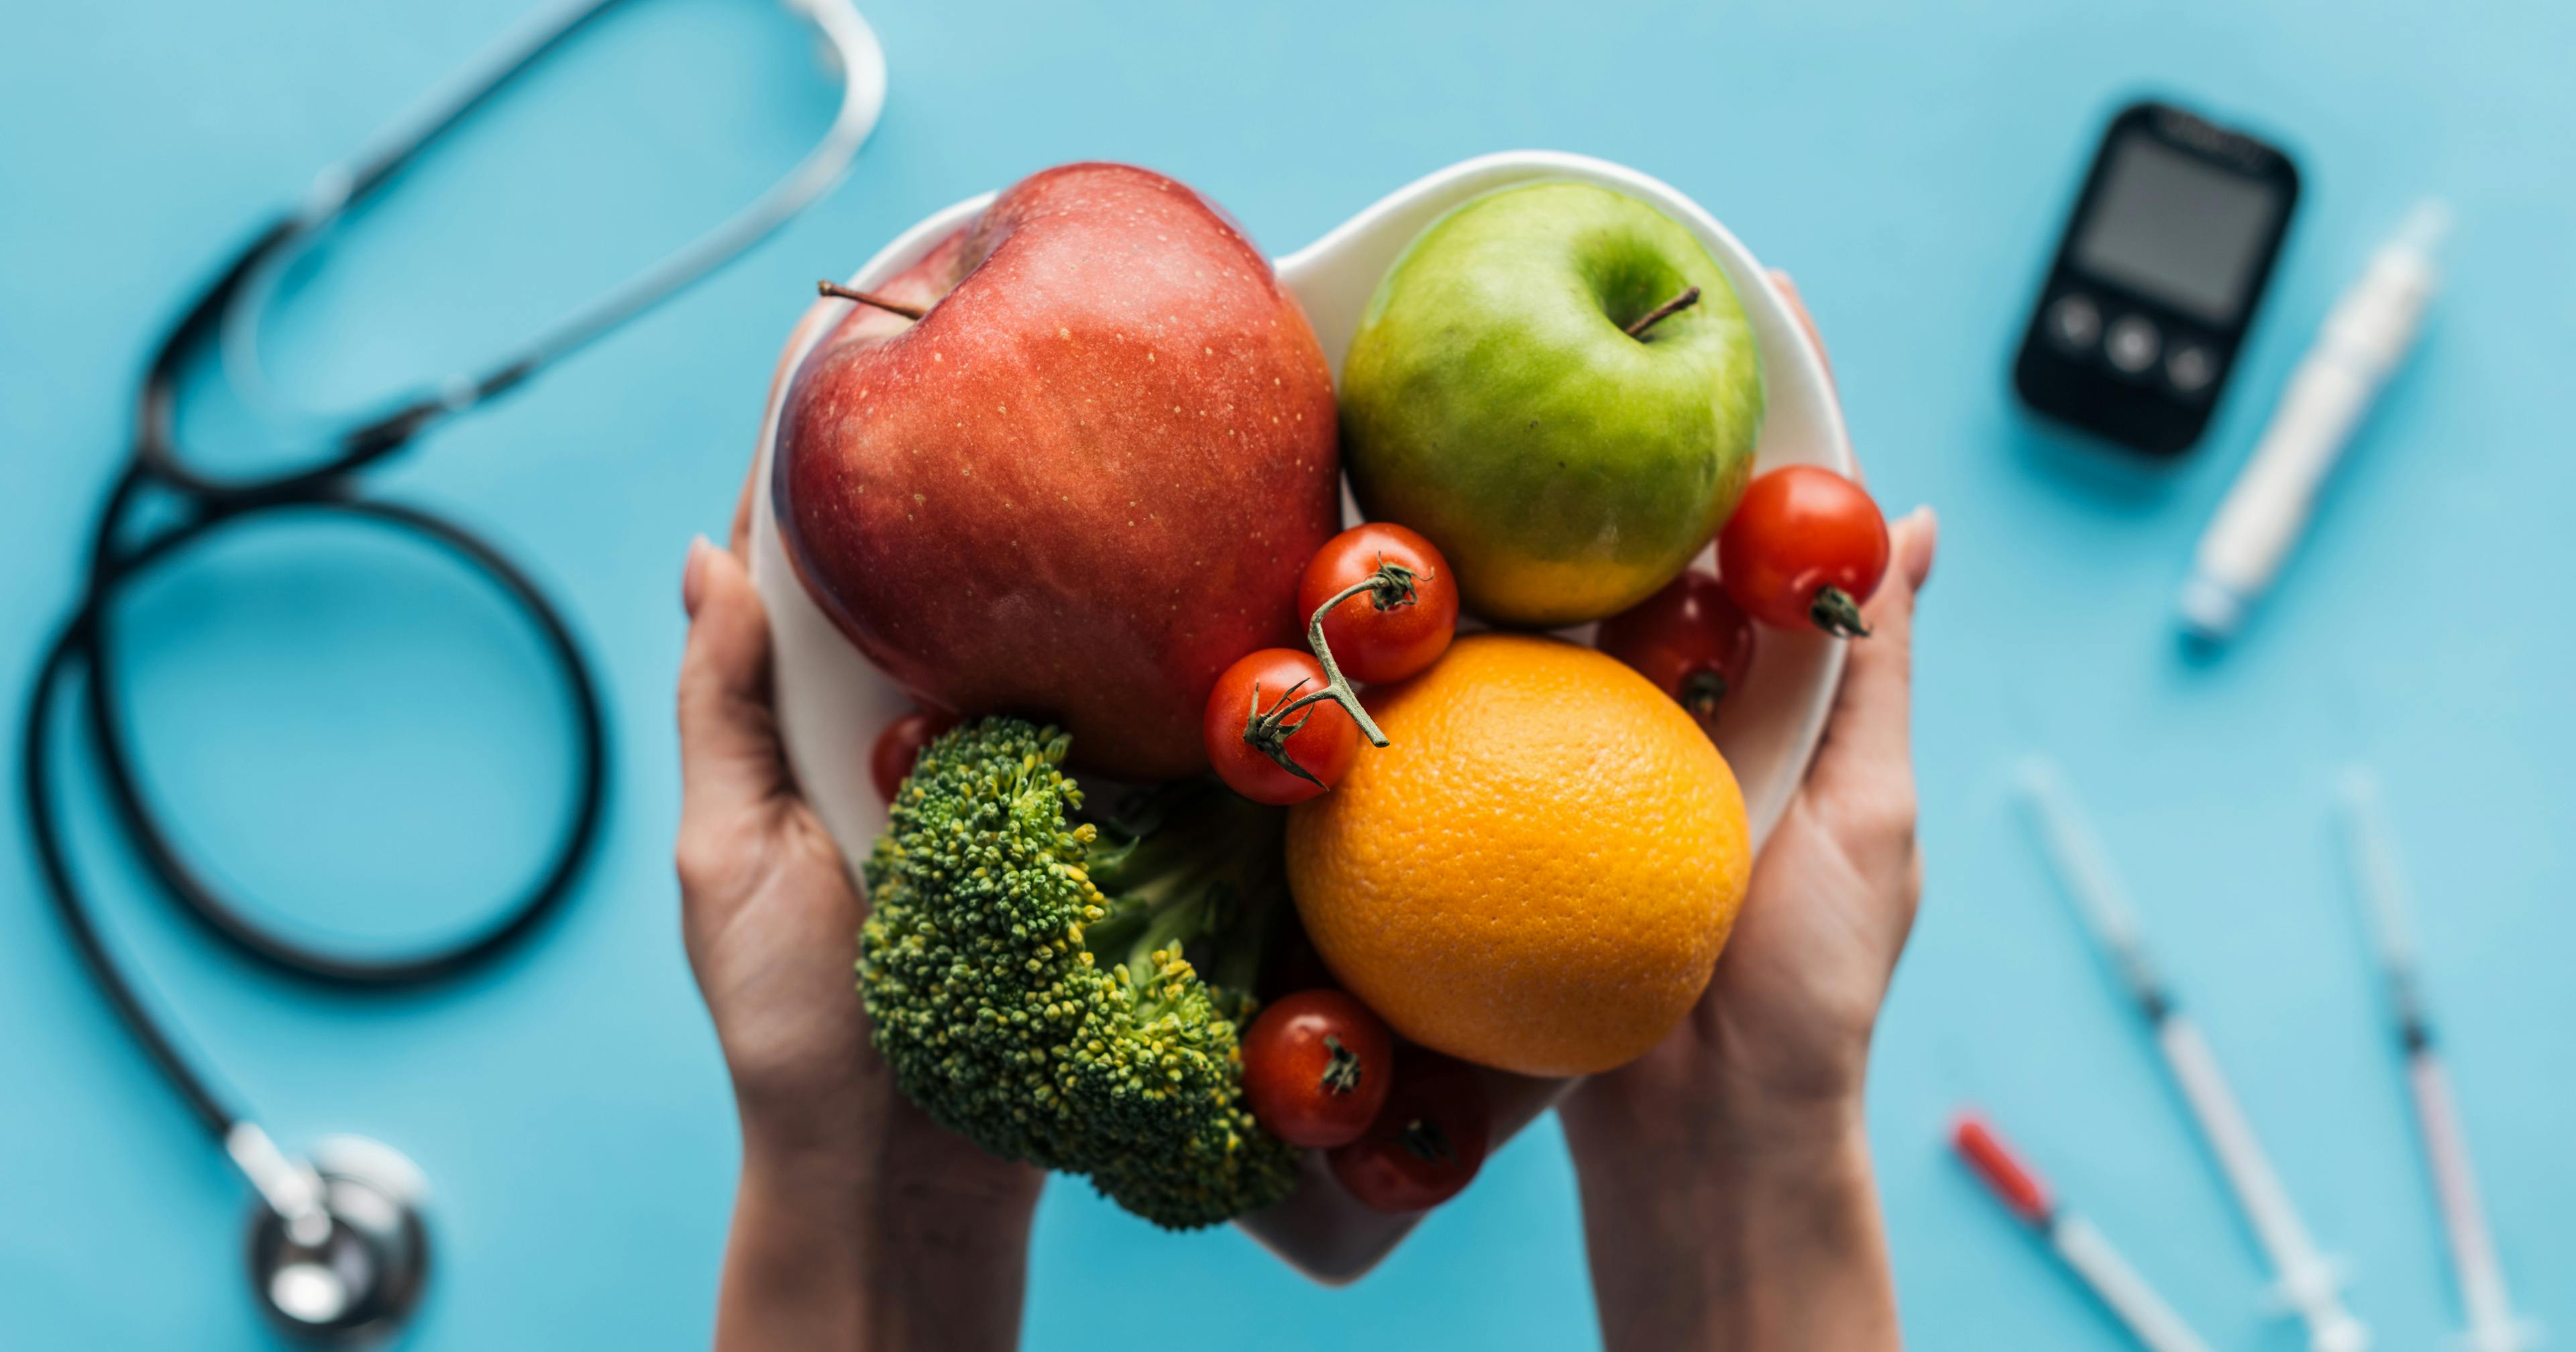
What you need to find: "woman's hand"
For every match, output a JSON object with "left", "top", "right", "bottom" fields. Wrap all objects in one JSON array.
[
  {"left": 676, "top": 507, "right": 1042, "bottom": 1350},
  {"left": 1559, "top": 274, "right": 1933, "bottom": 1351}
]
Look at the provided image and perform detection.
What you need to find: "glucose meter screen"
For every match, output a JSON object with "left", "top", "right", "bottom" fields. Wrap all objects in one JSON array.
[{"left": 2073, "top": 135, "right": 2281, "bottom": 325}]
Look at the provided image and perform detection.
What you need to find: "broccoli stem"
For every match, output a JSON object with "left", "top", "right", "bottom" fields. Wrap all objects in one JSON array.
[
  {"left": 859, "top": 718, "right": 1303, "bottom": 1228},
  {"left": 1079, "top": 783, "right": 1288, "bottom": 999}
]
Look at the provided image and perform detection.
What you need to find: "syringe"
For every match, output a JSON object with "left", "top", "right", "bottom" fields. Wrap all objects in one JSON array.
[
  {"left": 2338, "top": 771, "right": 2538, "bottom": 1352},
  {"left": 2017, "top": 761, "right": 2368, "bottom": 1352},
  {"left": 1954, "top": 1109, "right": 2218, "bottom": 1352}
]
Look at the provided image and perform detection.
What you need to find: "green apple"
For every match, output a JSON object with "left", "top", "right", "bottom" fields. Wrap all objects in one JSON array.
[{"left": 1340, "top": 182, "right": 1764, "bottom": 626}]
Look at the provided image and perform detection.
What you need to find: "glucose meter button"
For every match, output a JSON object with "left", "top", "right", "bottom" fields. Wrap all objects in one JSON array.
[
  {"left": 2045, "top": 293, "right": 2102, "bottom": 350},
  {"left": 2104, "top": 315, "right": 2161, "bottom": 374},
  {"left": 2166, "top": 343, "right": 2216, "bottom": 395}
]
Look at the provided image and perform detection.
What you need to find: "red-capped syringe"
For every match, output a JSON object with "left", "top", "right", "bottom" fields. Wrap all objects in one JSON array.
[{"left": 1953, "top": 1110, "right": 2216, "bottom": 1352}]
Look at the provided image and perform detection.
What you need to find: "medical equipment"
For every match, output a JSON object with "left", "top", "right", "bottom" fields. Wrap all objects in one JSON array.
[
  {"left": 2338, "top": 771, "right": 2537, "bottom": 1352},
  {"left": 18, "top": 0, "right": 884, "bottom": 1340},
  {"left": 2178, "top": 202, "right": 2448, "bottom": 642},
  {"left": 1953, "top": 1109, "right": 2216, "bottom": 1352},
  {"left": 2013, "top": 100, "right": 2300, "bottom": 456},
  {"left": 2017, "top": 760, "right": 2369, "bottom": 1352}
]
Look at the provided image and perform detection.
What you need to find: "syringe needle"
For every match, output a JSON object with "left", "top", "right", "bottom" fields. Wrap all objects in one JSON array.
[
  {"left": 2015, "top": 760, "right": 2169, "bottom": 1016},
  {"left": 2338, "top": 772, "right": 2536, "bottom": 1352},
  {"left": 2017, "top": 761, "right": 2367, "bottom": 1352},
  {"left": 2340, "top": 771, "right": 2427, "bottom": 1029}
]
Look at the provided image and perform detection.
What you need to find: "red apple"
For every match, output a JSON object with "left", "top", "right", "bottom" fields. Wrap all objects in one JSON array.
[{"left": 775, "top": 163, "right": 1340, "bottom": 780}]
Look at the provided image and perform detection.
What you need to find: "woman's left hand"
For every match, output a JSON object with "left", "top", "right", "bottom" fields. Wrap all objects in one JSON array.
[{"left": 677, "top": 499, "right": 1040, "bottom": 1350}]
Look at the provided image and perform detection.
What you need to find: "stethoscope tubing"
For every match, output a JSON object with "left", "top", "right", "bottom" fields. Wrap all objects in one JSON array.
[
  {"left": 22, "top": 0, "right": 880, "bottom": 1169},
  {"left": 214, "top": 0, "right": 887, "bottom": 455},
  {"left": 23, "top": 613, "right": 237, "bottom": 1139},
  {"left": 23, "top": 464, "right": 614, "bottom": 1141},
  {"left": 95, "top": 477, "right": 611, "bottom": 985}
]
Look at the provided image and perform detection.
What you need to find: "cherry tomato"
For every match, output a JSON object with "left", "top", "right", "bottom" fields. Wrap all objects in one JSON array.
[
  {"left": 1717, "top": 466, "right": 1890, "bottom": 637},
  {"left": 869, "top": 708, "right": 959, "bottom": 802},
  {"left": 1296, "top": 523, "right": 1459, "bottom": 685},
  {"left": 1328, "top": 1050, "right": 1491, "bottom": 1214},
  {"left": 1595, "top": 569, "right": 1757, "bottom": 734},
  {"left": 1202, "top": 648, "right": 1360, "bottom": 805},
  {"left": 1242, "top": 990, "right": 1395, "bottom": 1148}
]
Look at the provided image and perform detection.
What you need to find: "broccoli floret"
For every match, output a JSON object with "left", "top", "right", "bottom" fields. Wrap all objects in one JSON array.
[{"left": 858, "top": 718, "right": 1299, "bottom": 1229}]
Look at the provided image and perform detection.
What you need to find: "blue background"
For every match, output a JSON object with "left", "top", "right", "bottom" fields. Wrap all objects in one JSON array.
[{"left": 5, "top": 1, "right": 2571, "bottom": 1347}]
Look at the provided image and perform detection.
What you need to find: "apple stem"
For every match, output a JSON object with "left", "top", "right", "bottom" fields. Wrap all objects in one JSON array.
[
  {"left": 816, "top": 280, "right": 926, "bottom": 321},
  {"left": 1623, "top": 285, "right": 1701, "bottom": 339}
]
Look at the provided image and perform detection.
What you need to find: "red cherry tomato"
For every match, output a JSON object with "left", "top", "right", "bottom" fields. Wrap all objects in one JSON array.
[
  {"left": 1242, "top": 990, "right": 1395, "bottom": 1148},
  {"left": 1328, "top": 1050, "right": 1491, "bottom": 1214},
  {"left": 1296, "top": 523, "right": 1459, "bottom": 685},
  {"left": 870, "top": 708, "right": 959, "bottom": 803},
  {"left": 1717, "top": 466, "right": 1890, "bottom": 637},
  {"left": 1202, "top": 648, "right": 1360, "bottom": 805},
  {"left": 1595, "top": 569, "right": 1757, "bottom": 734}
]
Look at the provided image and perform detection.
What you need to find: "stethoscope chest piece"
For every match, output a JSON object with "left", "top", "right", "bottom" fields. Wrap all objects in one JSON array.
[{"left": 246, "top": 1137, "right": 430, "bottom": 1345}]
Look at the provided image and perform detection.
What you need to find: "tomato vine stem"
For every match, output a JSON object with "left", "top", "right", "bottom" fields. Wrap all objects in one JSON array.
[
  {"left": 1239, "top": 558, "right": 1418, "bottom": 779},
  {"left": 1293, "top": 560, "right": 1421, "bottom": 748},
  {"left": 1240, "top": 676, "right": 1329, "bottom": 789},
  {"left": 1808, "top": 585, "right": 1872, "bottom": 638}
]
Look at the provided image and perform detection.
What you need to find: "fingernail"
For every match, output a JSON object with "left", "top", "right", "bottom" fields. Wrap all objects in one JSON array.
[
  {"left": 682, "top": 537, "right": 710, "bottom": 618},
  {"left": 1904, "top": 507, "right": 1938, "bottom": 588}
]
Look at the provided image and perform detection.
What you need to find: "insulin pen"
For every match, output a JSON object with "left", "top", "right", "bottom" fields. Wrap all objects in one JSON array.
[
  {"left": 2017, "top": 761, "right": 2368, "bottom": 1352},
  {"left": 2178, "top": 201, "right": 2450, "bottom": 643},
  {"left": 1953, "top": 1111, "right": 2216, "bottom": 1352},
  {"left": 2339, "top": 772, "right": 2537, "bottom": 1352}
]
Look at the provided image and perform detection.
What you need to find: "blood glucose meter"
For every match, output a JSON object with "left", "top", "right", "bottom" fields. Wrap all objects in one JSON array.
[{"left": 2014, "top": 100, "right": 2300, "bottom": 455}]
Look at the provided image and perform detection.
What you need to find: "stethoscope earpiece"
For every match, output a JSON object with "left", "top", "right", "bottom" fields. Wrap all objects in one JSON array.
[{"left": 246, "top": 1137, "right": 430, "bottom": 1346}]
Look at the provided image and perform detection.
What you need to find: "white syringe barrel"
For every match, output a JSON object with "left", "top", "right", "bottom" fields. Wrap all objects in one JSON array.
[{"left": 2179, "top": 203, "right": 2447, "bottom": 641}]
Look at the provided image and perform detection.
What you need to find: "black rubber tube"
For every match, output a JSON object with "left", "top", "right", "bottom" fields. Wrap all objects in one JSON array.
[{"left": 21, "top": 481, "right": 608, "bottom": 1139}]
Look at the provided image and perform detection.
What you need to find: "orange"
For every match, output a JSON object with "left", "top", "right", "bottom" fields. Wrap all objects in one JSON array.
[{"left": 1285, "top": 632, "right": 1751, "bottom": 1077}]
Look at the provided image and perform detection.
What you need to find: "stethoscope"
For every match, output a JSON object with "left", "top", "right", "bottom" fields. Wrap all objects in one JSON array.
[{"left": 17, "top": 0, "right": 884, "bottom": 1341}]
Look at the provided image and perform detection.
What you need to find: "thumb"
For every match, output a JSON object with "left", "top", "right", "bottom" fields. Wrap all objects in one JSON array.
[
  {"left": 677, "top": 538, "right": 789, "bottom": 831},
  {"left": 1768, "top": 268, "right": 1834, "bottom": 390},
  {"left": 1804, "top": 508, "right": 1936, "bottom": 815}
]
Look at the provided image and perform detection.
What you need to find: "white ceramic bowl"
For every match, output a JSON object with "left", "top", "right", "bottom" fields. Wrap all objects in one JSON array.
[{"left": 745, "top": 150, "right": 1856, "bottom": 1282}]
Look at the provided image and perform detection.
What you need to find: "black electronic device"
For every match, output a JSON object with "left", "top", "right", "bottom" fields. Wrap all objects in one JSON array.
[{"left": 2013, "top": 100, "right": 2300, "bottom": 455}]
